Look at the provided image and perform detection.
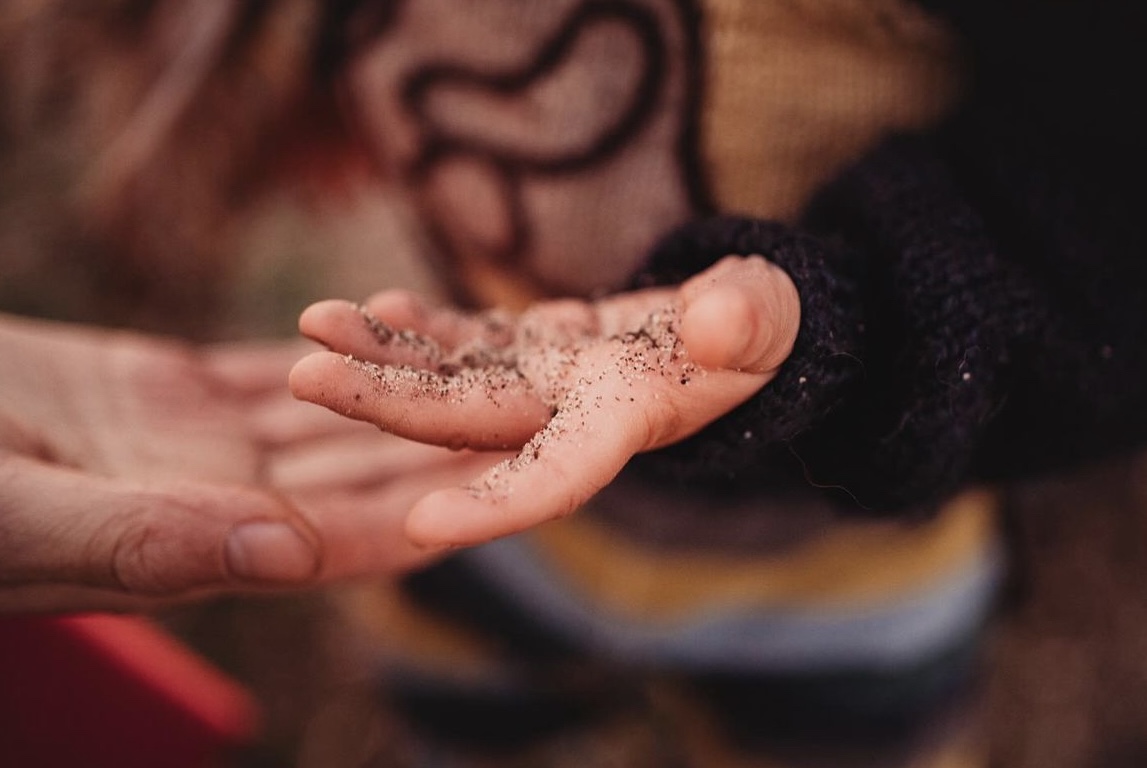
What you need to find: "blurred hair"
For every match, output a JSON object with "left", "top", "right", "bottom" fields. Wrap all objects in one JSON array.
[{"left": 0, "top": 0, "right": 392, "bottom": 332}]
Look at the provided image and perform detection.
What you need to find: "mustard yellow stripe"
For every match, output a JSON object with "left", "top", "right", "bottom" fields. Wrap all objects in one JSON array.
[
  {"left": 700, "top": 0, "right": 962, "bottom": 222},
  {"left": 917, "top": 737, "right": 988, "bottom": 768},
  {"left": 522, "top": 489, "right": 999, "bottom": 622}
]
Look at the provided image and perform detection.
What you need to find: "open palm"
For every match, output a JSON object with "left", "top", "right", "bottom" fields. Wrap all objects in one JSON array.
[
  {"left": 290, "top": 255, "right": 800, "bottom": 548},
  {"left": 0, "top": 315, "right": 499, "bottom": 612}
]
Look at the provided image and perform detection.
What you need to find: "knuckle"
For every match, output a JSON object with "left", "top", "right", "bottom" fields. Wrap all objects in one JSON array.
[
  {"left": 542, "top": 451, "right": 612, "bottom": 523},
  {"left": 105, "top": 514, "right": 172, "bottom": 596},
  {"left": 637, "top": 395, "right": 683, "bottom": 452},
  {"left": 103, "top": 495, "right": 216, "bottom": 596},
  {"left": 544, "top": 464, "right": 590, "bottom": 520}
]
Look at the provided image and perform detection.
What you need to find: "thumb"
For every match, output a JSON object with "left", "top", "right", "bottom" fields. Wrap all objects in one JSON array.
[
  {"left": 0, "top": 454, "right": 321, "bottom": 598},
  {"left": 678, "top": 255, "right": 800, "bottom": 375}
]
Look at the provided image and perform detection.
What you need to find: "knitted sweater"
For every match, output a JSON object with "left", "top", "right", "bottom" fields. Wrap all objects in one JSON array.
[
  {"left": 342, "top": 2, "right": 1033, "bottom": 759},
  {"left": 632, "top": 2, "right": 1147, "bottom": 513},
  {"left": 341, "top": 0, "right": 1147, "bottom": 514}
]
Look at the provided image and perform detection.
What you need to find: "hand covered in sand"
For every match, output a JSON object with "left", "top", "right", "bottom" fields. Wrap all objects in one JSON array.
[
  {"left": 0, "top": 313, "right": 497, "bottom": 612},
  {"left": 290, "top": 255, "right": 800, "bottom": 549}
]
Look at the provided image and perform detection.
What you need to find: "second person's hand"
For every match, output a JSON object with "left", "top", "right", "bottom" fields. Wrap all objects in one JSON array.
[{"left": 0, "top": 314, "right": 502, "bottom": 612}]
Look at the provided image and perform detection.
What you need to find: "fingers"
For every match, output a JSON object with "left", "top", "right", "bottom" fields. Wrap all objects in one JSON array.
[
  {"left": 302, "top": 295, "right": 524, "bottom": 374},
  {"left": 363, "top": 289, "right": 516, "bottom": 351},
  {"left": 202, "top": 339, "right": 320, "bottom": 396},
  {"left": 287, "top": 449, "right": 508, "bottom": 576},
  {"left": 679, "top": 255, "right": 800, "bottom": 374},
  {"left": 404, "top": 398, "right": 647, "bottom": 548},
  {"left": 589, "top": 286, "right": 679, "bottom": 337},
  {"left": 283, "top": 264, "right": 799, "bottom": 556},
  {"left": 243, "top": 388, "right": 380, "bottom": 447},
  {"left": 0, "top": 454, "right": 321, "bottom": 598},
  {"left": 289, "top": 350, "right": 552, "bottom": 450},
  {"left": 299, "top": 300, "right": 447, "bottom": 369},
  {"left": 268, "top": 431, "right": 478, "bottom": 492}
]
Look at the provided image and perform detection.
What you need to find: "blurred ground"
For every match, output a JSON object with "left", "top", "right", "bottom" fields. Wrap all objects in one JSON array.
[{"left": 5, "top": 116, "right": 1147, "bottom": 768}]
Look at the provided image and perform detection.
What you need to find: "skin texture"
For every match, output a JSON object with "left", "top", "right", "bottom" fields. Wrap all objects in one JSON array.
[
  {"left": 0, "top": 256, "right": 797, "bottom": 611},
  {"left": 0, "top": 313, "right": 503, "bottom": 612},
  {"left": 291, "top": 255, "right": 800, "bottom": 549}
]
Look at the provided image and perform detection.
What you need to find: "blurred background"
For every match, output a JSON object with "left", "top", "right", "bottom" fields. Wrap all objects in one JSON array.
[{"left": 4, "top": 3, "right": 1147, "bottom": 766}]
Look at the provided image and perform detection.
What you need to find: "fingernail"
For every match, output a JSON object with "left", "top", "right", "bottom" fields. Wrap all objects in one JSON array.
[
  {"left": 225, "top": 521, "right": 319, "bottom": 583},
  {"left": 683, "top": 288, "right": 753, "bottom": 370}
]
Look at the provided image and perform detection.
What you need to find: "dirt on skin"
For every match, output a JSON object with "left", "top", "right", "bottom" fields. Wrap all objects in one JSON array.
[{"left": 343, "top": 300, "right": 699, "bottom": 500}]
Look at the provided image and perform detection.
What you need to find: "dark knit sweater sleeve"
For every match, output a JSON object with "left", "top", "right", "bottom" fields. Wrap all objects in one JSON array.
[{"left": 630, "top": 127, "right": 1147, "bottom": 513}]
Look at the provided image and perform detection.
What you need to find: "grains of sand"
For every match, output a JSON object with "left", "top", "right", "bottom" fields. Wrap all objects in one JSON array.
[{"left": 344, "top": 300, "right": 699, "bottom": 501}]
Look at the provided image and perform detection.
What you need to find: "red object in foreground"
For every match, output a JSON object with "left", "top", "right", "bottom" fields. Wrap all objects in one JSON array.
[{"left": 0, "top": 613, "right": 260, "bottom": 768}]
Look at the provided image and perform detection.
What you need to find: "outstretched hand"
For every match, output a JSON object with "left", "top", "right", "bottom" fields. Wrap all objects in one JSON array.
[
  {"left": 290, "top": 255, "right": 800, "bottom": 549},
  {"left": 0, "top": 314, "right": 501, "bottom": 612}
]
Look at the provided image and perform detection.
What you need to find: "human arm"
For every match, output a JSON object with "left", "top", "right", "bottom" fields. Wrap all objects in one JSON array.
[
  {"left": 292, "top": 122, "right": 1147, "bottom": 539},
  {"left": 628, "top": 123, "right": 1147, "bottom": 512},
  {"left": 629, "top": 0, "right": 1147, "bottom": 511},
  {"left": 291, "top": 0, "right": 1147, "bottom": 534},
  {"left": 0, "top": 313, "right": 500, "bottom": 612}
]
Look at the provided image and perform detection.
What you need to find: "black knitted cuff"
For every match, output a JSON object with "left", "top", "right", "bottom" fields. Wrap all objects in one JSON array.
[
  {"left": 627, "top": 136, "right": 1049, "bottom": 513},
  {"left": 627, "top": 216, "right": 867, "bottom": 490},
  {"left": 789, "top": 135, "right": 1043, "bottom": 510}
]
